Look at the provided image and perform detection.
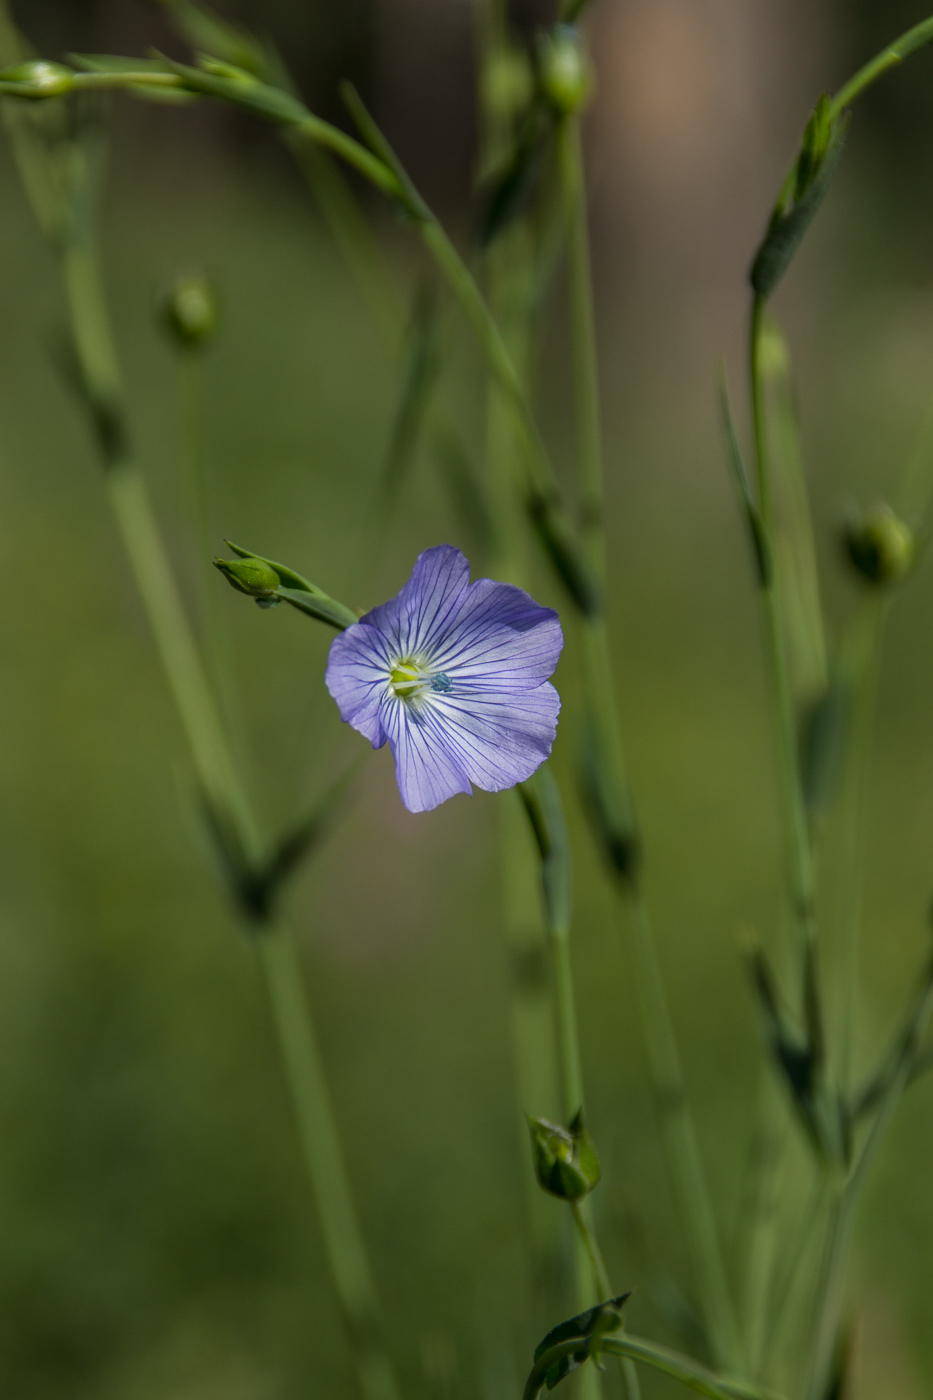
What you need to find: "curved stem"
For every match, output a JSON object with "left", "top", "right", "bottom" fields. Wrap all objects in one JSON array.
[
  {"left": 750, "top": 294, "right": 817, "bottom": 966},
  {"left": 560, "top": 98, "right": 740, "bottom": 1369},
  {"left": 830, "top": 17, "right": 933, "bottom": 118},
  {"left": 829, "top": 594, "right": 887, "bottom": 1097},
  {"left": 0, "top": 69, "right": 401, "bottom": 1395},
  {"left": 525, "top": 1334, "right": 786, "bottom": 1400}
]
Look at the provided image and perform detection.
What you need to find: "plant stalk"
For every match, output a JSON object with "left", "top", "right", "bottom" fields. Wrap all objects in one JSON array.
[
  {"left": 4, "top": 103, "right": 401, "bottom": 1397},
  {"left": 561, "top": 100, "right": 740, "bottom": 1370}
]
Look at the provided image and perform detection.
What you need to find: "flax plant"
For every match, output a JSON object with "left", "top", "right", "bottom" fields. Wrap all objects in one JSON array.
[
  {"left": 8, "top": 6, "right": 933, "bottom": 1400},
  {"left": 0, "top": 13, "right": 400, "bottom": 1400}
]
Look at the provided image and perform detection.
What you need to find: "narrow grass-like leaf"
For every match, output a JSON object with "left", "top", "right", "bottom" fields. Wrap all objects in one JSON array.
[
  {"left": 378, "top": 282, "right": 440, "bottom": 504},
  {"left": 718, "top": 366, "right": 769, "bottom": 588},
  {"left": 760, "top": 323, "right": 828, "bottom": 712},
  {"left": 432, "top": 429, "right": 495, "bottom": 557},
  {"left": 579, "top": 717, "right": 640, "bottom": 885},
  {"left": 340, "top": 81, "right": 429, "bottom": 221},
  {"left": 519, "top": 764, "right": 571, "bottom": 934},
  {"left": 527, "top": 489, "right": 599, "bottom": 616},
  {"left": 850, "top": 944, "right": 933, "bottom": 1126},
  {"left": 749, "top": 948, "right": 824, "bottom": 1158},
  {"left": 154, "top": 0, "right": 274, "bottom": 79},
  {"left": 481, "top": 103, "right": 551, "bottom": 246}
]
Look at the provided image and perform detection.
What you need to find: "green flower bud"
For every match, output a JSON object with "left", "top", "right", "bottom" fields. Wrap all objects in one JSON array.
[
  {"left": 0, "top": 61, "right": 73, "bottom": 99},
  {"left": 482, "top": 44, "right": 533, "bottom": 124},
  {"left": 538, "top": 26, "right": 592, "bottom": 117},
  {"left": 843, "top": 504, "right": 914, "bottom": 586},
  {"left": 794, "top": 94, "right": 833, "bottom": 203},
  {"left": 528, "top": 1108, "right": 601, "bottom": 1201},
  {"left": 162, "top": 275, "right": 219, "bottom": 349},
  {"left": 214, "top": 555, "right": 280, "bottom": 599}
]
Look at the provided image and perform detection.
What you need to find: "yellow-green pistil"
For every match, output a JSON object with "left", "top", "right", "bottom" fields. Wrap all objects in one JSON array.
[{"left": 389, "top": 659, "right": 452, "bottom": 702}]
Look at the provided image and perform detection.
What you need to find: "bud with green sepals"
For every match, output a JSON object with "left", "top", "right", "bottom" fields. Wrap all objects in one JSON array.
[
  {"left": 528, "top": 1107, "right": 600, "bottom": 1201},
  {"left": 0, "top": 60, "right": 73, "bottom": 98},
  {"left": 538, "top": 25, "right": 591, "bottom": 118},
  {"left": 213, "top": 554, "right": 280, "bottom": 601}
]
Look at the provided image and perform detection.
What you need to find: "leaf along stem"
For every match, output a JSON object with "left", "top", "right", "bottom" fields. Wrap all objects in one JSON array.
[
  {"left": 0, "top": 41, "right": 400, "bottom": 1398},
  {"left": 559, "top": 92, "right": 741, "bottom": 1370},
  {"left": 525, "top": 1334, "right": 786, "bottom": 1400}
]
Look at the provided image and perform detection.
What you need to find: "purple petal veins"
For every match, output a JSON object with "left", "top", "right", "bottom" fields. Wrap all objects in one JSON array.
[{"left": 325, "top": 544, "right": 564, "bottom": 813}]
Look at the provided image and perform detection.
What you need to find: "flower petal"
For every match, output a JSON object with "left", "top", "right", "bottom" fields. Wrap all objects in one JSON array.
[
  {"left": 325, "top": 621, "right": 393, "bottom": 747},
  {"left": 430, "top": 682, "right": 561, "bottom": 791},
  {"left": 382, "top": 699, "right": 473, "bottom": 813},
  {"left": 360, "top": 544, "right": 471, "bottom": 659}
]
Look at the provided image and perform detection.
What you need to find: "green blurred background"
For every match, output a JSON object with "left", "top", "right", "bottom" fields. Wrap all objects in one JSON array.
[{"left": 3, "top": 1, "right": 933, "bottom": 1396}]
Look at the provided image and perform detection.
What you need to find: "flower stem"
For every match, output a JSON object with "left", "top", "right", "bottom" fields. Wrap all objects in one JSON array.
[
  {"left": 259, "top": 927, "right": 399, "bottom": 1400},
  {"left": 828, "top": 594, "right": 887, "bottom": 1097},
  {"left": 749, "top": 294, "right": 817, "bottom": 968},
  {"left": 526, "top": 1334, "right": 786, "bottom": 1400},
  {"left": 803, "top": 963, "right": 933, "bottom": 1399},
  {"left": 560, "top": 101, "right": 740, "bottom": 1371},
  {"left": 829, "top": 16, "right": 933, "bottom": 118},
  {"left": 1, "top": 76, "right": 400, "bottom": 1396},
  {"left": 572, "top": 1201, "right": 642, "bottom": 1400}
]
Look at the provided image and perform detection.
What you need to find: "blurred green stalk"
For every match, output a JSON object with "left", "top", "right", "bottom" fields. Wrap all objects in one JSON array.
[
  {"left": 0, "top": 48, "right": 399, "bottom": 1400},
  {"left": 558, "top": 103, "right": 741, "bottom": 1371},
  {"left": 749, "top": 295, "right": 817, "bottom": 967}
]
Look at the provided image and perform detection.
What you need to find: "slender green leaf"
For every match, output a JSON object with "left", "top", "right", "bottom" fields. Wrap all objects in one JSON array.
[
  {"left": 718, "top": 366, "right": 769, "bottom": 588},
  {"left": 519, "top": 765, "right": 571, "bottom": 934},
  {"left": 759, "top": 320, "right": 828, "bottom": 711}
]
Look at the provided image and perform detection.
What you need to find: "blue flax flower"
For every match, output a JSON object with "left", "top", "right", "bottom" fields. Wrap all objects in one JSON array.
[{"left": 326, "top": 545, "right": 563, "bottom": 813}]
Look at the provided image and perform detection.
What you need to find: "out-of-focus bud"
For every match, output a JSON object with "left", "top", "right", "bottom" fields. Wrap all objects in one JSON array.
[
  {"left": 482, "top": 43, "right": 533, "bottom": 125},
  {"left": 538, "top": 26, "right": 592, "bottom": 117},
  {"left": 528, "top": 1108, "right": 601, "bottom": 1201},
  {"left": 214, "top": 555, "right": 280, "bottom": 600},
  {"left": 794, "top": 94, "right": 833, "bottom": 202},
  {"left": 162, "top": 275, "right": 219, "bottom": 349},
  {"left": 0, "top": 61, "right": 73, "bottom": 98},
  {"left": 843, "top": 504, "right": 914, "bottom": 586}
]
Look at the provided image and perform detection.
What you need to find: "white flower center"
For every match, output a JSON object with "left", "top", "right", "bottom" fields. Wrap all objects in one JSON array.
[{"left": 389, "top": 657, "right": 452, "bottom": 703}]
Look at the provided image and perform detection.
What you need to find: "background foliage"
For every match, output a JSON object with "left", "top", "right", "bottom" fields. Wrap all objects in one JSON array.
[{"left": 3, "top": 1, "right": 933, "bottom": 1396}]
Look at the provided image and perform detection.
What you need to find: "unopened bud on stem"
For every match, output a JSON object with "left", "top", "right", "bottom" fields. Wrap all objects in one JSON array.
[
  {"left": 0, "top": 61, "right": 73, "bottom": 98},
  {"left": 162, "top": 274, "right": 219, "bottom": 349},
  {"left": 538, "top": 26, "right": 591, "bottom": 117},
  {"left": 843, "top": 503, "right": 914, "bottom": 586},
  {"left": 214, "top": 555, "right": 280, "bottom": 601},
  {"left": 528, "top": 1108, "right": 601, "bottom": 1201}
]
